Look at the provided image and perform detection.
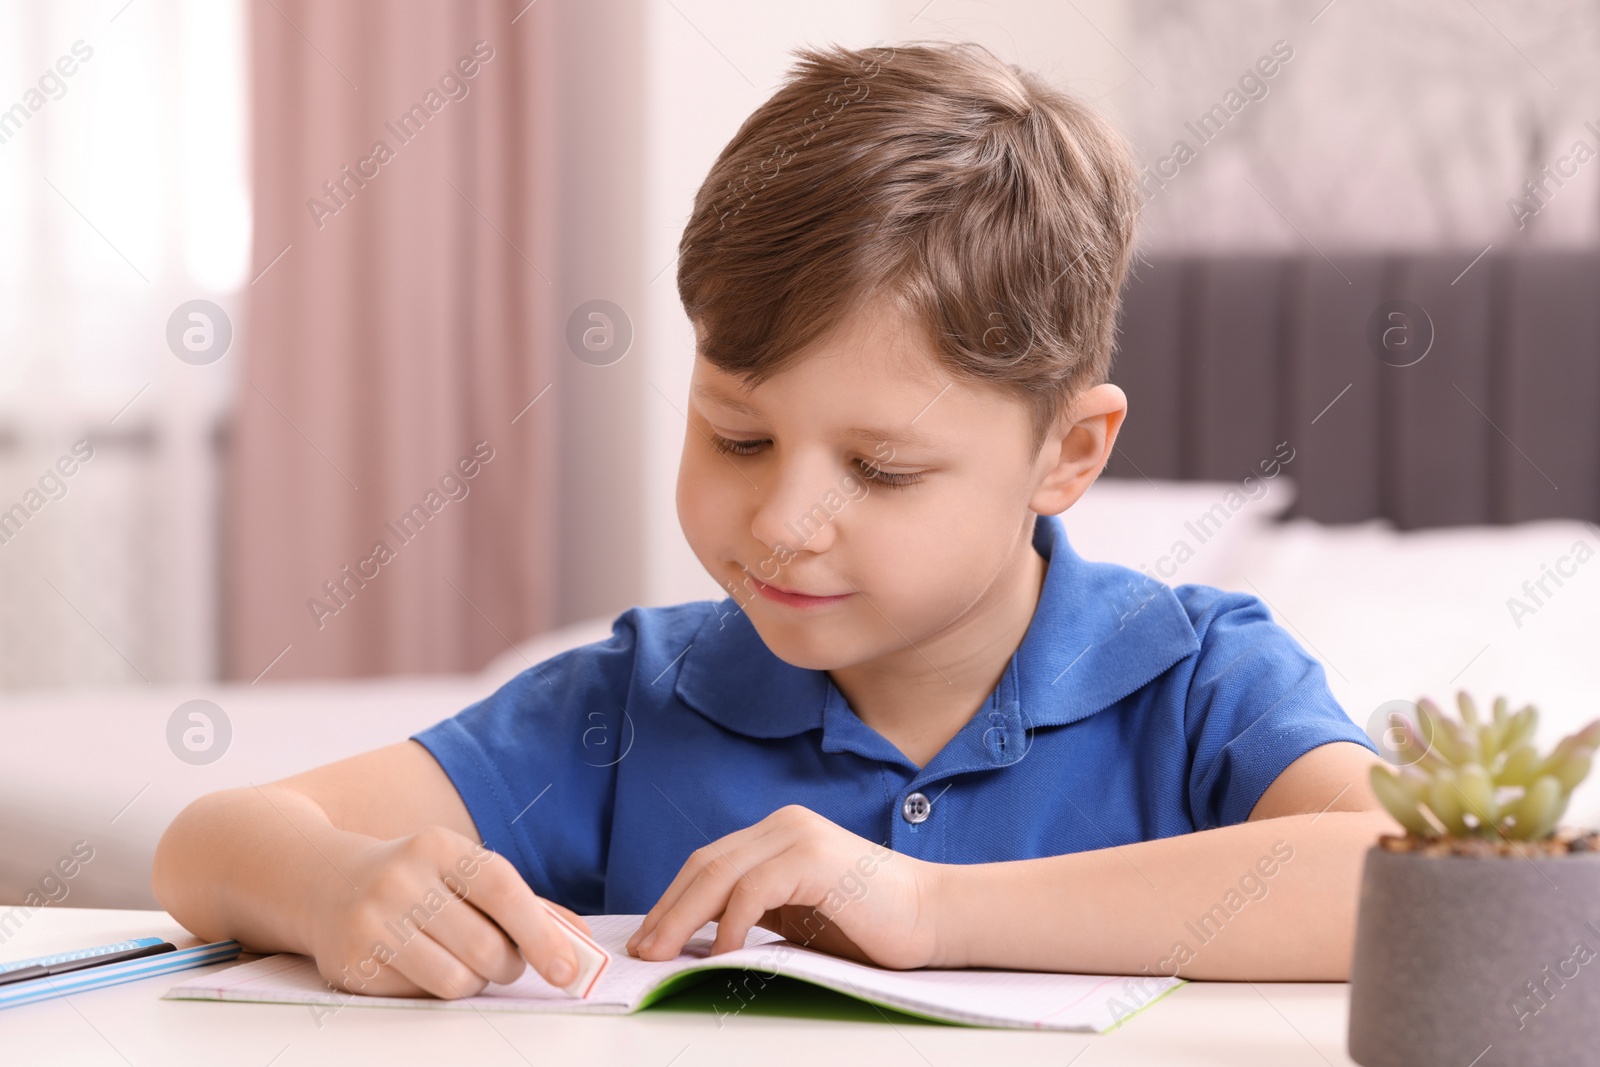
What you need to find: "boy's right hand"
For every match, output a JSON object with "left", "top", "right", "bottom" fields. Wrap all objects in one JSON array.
[{"left": 306, "top": 825, "right": 589, "bottom": 1000}]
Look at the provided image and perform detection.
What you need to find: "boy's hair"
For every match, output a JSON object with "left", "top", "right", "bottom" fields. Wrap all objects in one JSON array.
[{"left": 677, "top": 41, "right": 1142, "bottom": 455}]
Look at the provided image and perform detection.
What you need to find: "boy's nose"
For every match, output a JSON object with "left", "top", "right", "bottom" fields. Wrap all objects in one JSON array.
[{"left": 748, "top": 458, "right": 841, "bottom": 557}]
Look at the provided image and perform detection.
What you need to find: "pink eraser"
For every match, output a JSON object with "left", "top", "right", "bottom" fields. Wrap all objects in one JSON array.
[{"left": 539, "top": 902, "right": 609, "bottom": 998}]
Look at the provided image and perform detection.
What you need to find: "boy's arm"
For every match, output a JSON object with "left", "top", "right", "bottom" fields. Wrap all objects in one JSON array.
[
  {"left": 937, "top": 740, "right": 1397, "bottom": 980},
  {"left": 151, "top": 740, "right": 589, "bottom": 998},
  {"left": 626, "top": 741, "right": 1395, "bottom": 978},
  {"left": 150, "top": 740, "right": 476, "bottom": 953}
]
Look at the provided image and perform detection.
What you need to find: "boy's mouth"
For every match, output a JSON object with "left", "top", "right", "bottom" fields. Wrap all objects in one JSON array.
[{"left": 748, "top": 575, "right": 854, "bottom": 609}]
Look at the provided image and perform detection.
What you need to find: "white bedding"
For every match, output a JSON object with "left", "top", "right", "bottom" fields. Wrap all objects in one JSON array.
[
  {"left": 4, "top": 478, "right": 1597, "bottom": 910},
  {"left": 1064, "top": 478, "right": 1600, "bottom": 825}
]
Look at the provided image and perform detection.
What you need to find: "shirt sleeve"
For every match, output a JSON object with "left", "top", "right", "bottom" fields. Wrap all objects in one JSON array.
[
  {"left": 408, "top": 610, "right": 642, "bottom": 914},
  {"left": 1178, "top": 586, "right": 1379, "bottom": 830}
]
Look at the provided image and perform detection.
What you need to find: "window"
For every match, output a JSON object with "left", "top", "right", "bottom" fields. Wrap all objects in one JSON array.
[{"left": 0, "top": 0, "right": 248, "bottom": 687}]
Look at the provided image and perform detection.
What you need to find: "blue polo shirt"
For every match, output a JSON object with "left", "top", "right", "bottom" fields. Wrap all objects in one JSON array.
[{"left": 411, "top": 512, "right": 1376, "bottom": 915}]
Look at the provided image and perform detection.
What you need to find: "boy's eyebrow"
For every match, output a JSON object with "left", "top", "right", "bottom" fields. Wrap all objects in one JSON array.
[{"left": 692, "top": 383, "right": 949, "bottom": 449}]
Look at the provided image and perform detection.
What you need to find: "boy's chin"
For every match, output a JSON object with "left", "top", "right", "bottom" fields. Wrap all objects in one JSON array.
[{"left": 747, "top": 619, "right": 860, "bottom": 672}]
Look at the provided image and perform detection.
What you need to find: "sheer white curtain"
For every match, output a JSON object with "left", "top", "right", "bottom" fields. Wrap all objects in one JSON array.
[{"left": 0, "top": 0, "right": 248, "bottom": 688}]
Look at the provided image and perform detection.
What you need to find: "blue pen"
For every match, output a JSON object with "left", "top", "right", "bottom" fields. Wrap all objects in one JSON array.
[
  {"left": 0, "top": 942, "right": 175, "bottom": 986},
  {"left": 0, "top": 937, "right": 167, "bottom": 974},
  {"left": 0, "top": 939, "right": 241, "bottom": 1010}
]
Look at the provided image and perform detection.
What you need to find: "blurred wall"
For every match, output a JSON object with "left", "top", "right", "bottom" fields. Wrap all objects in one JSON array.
[{"left": 552, "top": 0, "right": 650, "bottom": 627}]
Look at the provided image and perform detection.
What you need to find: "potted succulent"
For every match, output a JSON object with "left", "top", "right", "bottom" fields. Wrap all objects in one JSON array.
[{"left": 1348, "top": 692, "right": 1600, "bottom": 1067}]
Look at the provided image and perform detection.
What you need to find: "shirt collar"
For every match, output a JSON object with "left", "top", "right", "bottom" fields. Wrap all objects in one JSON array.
[{"left": 673, "top": 511, "right": 1200, "bottom": 746}]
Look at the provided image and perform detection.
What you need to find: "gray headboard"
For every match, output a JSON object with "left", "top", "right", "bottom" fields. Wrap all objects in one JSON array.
[{"left": 1103, "top": 252, "right": 1600, "bottom": 530}]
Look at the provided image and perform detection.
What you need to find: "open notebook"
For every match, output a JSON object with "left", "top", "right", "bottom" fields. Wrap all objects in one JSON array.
[{"left": 165, "top": 914, "right": 1184, "bottom": 1031}]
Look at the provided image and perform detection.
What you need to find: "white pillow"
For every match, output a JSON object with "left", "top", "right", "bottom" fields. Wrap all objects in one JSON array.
[
  {"left": 1202, "top": 515, "right": 1600, "bottom": 828},
  {"left": 1061, "top": 475, "right": 1298, "bottom": 588}
]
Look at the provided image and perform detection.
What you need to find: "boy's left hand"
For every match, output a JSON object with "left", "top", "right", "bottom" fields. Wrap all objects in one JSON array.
[{"left": 624, "top": 804, "right": 945, "bottom": 970}]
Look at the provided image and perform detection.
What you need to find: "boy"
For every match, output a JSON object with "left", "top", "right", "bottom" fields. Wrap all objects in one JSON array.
[{"left": 153, "top": 41, "right": 1393, "bottom": 1000}]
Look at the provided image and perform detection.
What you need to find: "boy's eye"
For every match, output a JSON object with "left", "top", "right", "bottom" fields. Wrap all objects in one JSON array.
[
  {"left": 708, "top": 434, "right": 924, "bottom": 489},
  {"left": 857, "top": 462, "right": 922, "bottom": 488},
  {"left": 709, "top": 434, "right": 765, "bottom": 457}
]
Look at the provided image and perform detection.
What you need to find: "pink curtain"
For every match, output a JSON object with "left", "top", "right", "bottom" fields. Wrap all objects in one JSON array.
[{"left": 226, "top": 0, "right": 558, "bottom": 680}]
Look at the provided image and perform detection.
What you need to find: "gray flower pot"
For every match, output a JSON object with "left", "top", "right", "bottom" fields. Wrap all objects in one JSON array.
[{"left": 1348, "top": 843, "right": 1600, "bottom": 1067}]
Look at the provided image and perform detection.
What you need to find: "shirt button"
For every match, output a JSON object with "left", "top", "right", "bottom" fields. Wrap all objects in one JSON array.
[{"left": 901, "top": 792, "right": 931, "bottom": 824}]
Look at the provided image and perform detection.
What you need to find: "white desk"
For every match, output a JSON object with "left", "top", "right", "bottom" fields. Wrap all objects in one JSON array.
[{"left": 0, "top": 907, "right": 1359, "bottom": 1066}]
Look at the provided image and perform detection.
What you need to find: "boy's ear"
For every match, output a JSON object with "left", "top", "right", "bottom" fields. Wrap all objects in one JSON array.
[{"left": 1029, "top": 383, "right": 1128, "bottom": 516}]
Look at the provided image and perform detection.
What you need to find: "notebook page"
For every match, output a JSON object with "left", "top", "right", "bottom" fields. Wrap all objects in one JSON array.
[
  {"left": 749, "top": 939, "right": 1184, "bottom": 1032},
  {"left": 470, "top": 914, "right": 788, "bottom": 1010},
  {"left": 165, "top": 914, "right": 787, "bottom": 1015},
  {"left": 167, "top": 916, "right": 1182, "bottom": 1030}
]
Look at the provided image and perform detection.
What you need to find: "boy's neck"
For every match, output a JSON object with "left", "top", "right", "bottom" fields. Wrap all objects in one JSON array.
[{"left": 827, "top": 528, "right": 1048, "bottom": 770}]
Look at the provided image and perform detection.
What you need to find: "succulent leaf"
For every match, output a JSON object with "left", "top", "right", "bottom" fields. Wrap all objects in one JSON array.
[
  {"left": 1576, "top": 719, "right": 1600, "bottom": 749},
  {"left": 1371, "top": 765, "right": 1437, "bottom": 838},
  {"left": 1478, "top": 720, "right": 1507, "bottom": 764},
  {"left": 1394, "top": 766, "right": 1430, "bottom": 803},
  {"left": 1453, "top": 763, "right": 1498, "bottom": 827},
  {"left": 1501, "top": 707, "right": 1539, "bottom": 756},
  {"left": 1427, "top": 770, "right": 1471, "bottom": 836},
  {"left": 1498, "top": 744, "right": 1542, "bottom": 787},
  {"left": 1544, "top": 791, "right": 1575, "bottom": 840},
  {"left": 1396, "top": 714, "right": 1449, "bottom": 773},
  {"left": 1416, "top": 700, "right": 1449, "bottom": 759},
  {"left": 1430, "top": 715, "right": 1471, "bottom": 767},
  {"left": 1506, "top": 776, "right": 1561, "bottom": 840},
  {"left": 1552, "top": 749, "right": 1594, "bottom": 794},
  {"left": 1374, "top": 695, "right": 1597, "bottom": 843},
  {"left": 1539, "top": 736, "right": 1576, "bottom": 778}
]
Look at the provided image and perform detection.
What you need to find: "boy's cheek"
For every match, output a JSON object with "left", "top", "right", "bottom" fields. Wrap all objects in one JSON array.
[
  {"left": 683, "top": 448, "right": 757, "bottom": 513},
  {"left": 676, "top": 482, "right": 747, "bottom": 569}
]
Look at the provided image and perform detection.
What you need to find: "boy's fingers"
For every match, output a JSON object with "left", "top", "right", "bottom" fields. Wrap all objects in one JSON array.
[
  {"left": 708, "top": 864, "right": 794, "bottom": 955},
  {"left": 416, "top": 890, "right": 526, "bottom": 987},
  {"left": 335, "top": 969, "right": 426, "bottom": 998},
  {"left": 626, "top": 879, "right": 685, "bottom": 953},
  {"left": 634, "top": 851, "right": 768, "bottom": 960},
  {"left": 465, "top": 852, "right": 580, "bottom": 988},
  {"left": 384, "top": 928, "right": 491, "bottom": 1000},
  {"left": 627, "top": 828, "right": 771, "bottom": 952},
  {"left": 627, "top": 852, "right": 722, "bottom": 953}
]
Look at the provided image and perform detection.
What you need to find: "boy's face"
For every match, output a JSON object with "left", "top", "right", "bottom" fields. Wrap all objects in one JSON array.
[{"left": 676, "top": 302, "right": 1065, "bottom": 672}]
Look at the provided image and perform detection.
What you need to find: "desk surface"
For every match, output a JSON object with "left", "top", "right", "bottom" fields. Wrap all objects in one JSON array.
[{"left": 0, "top": 907, "right": 1359, "bottom": 1066}]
